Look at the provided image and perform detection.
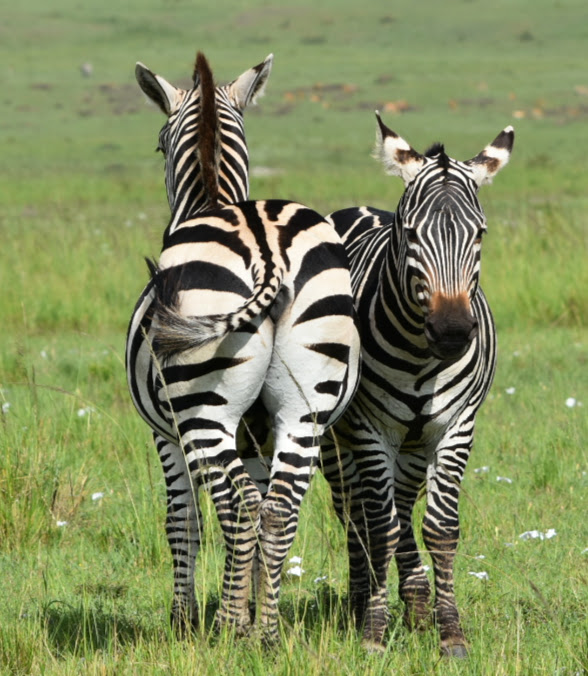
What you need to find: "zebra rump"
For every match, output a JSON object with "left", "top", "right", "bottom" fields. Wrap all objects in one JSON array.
[{"left": 146, "top": 256, "right": 284, "bottom": 358}]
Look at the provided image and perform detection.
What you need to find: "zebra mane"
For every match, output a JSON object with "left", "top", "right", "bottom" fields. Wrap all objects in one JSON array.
[
  {"left": 194, "top": 52, "right": 220, "bottom": 208},
  {"left": 424, "top": 142, "right": 451, "bottom": 176}
]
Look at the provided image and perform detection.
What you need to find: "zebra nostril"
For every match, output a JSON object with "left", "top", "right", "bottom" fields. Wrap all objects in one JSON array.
[
  {"left": 468, "top": 318, "right": 479, "bottom": 341},
  {"left": 424, "top": 320, "right": 438, "bottom": 344}
]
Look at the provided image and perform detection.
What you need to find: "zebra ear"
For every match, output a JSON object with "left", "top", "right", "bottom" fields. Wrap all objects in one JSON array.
[
  {"left": 465, "top": 126, "right": 515, "bottom": 188},
  {"left": 373, "top": 112, "right": 425, "bottom": 186},
  {"left": 135, "top": 62, "right": 181, "bottom": 116},
  {"left": 228, "top": 54, "right": 274, "bottom": 111}
]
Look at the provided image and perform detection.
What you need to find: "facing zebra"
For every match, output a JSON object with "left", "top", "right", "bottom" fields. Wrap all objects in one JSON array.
[
  {"left": 125, "top": 52, "right": 361, "bottom": 641},
  {"left": 321, "top": 114, "right": 514, "bottom": 656}
]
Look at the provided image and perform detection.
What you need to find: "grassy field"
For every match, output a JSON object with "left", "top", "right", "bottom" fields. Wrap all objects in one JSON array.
[{"left": 1, "top": 0, "right": 587, "bottom": 673}]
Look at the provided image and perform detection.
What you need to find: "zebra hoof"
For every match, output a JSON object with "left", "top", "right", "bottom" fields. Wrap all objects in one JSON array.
[
  {"left": 170, "top": 609, "right": 199, "bottom": 638},
  {"left": 361, "top": 638, "right": 386, "bottom": 654},
  {"left": 440, "top": 642, "right": 469, "bottom": 659},
  {"left": 213, "top": 611, "right": 252, "bottom": 638},
  {"left": 260, "top": 629, "right": 280, "bottom": 650}
]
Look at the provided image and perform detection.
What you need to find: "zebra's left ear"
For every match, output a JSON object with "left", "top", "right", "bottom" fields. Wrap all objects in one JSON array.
[
  {"left": 465, "top": 126, "right": 515, "bottom": 188},
  {"left": 373, "top": 112, "right": 425, "bottom": 186},
  {"left": 228, "top": 54, "right": 274, "bottom": 111}
]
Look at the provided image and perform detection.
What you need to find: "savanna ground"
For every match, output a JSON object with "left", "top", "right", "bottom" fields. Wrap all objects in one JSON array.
[{"left": 0, "top": 1, "right": 587, "bottom": 673}]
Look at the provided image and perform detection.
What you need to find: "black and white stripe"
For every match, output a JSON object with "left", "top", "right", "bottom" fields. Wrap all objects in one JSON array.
[
  {"left": 125, "top": 52, "right": 361, "bottom": 640},
  {"left": 321, "top": 114, "right": 514, "bottom": 656}
]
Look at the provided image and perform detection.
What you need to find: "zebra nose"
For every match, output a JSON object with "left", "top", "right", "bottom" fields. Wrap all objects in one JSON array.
[{"left": 424, "top": 314, "right": 478, "bottom": 361}]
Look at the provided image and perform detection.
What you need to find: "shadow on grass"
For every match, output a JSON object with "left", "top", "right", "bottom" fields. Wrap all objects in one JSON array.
[{"left": 41, "top": 598, "right": 156, "bottom": 658}]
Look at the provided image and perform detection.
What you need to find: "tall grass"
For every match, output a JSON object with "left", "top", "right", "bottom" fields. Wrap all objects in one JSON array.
[{"left": 1, "top": 0, "right": 587, "bottom": 672}]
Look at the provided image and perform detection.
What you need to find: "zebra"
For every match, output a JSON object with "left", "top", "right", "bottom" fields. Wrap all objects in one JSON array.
[
  {"left": 320, "top": 113, "right": 514, "bottom": 656},
  {"left": 125, "top": 52, "right": 361, "bottom": 641}
]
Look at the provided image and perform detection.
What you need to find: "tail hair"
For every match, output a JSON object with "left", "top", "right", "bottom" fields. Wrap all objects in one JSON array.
[{"left": 147, "top": 258, "right": 282, "bottom": 359}]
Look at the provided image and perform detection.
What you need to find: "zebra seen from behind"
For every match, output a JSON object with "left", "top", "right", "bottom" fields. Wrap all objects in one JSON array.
[
  {"left": 321, "top": 113, "right": 514, "bottom": 656},
  {"left": 125, "top": 52, "right": 361, "bottom": 642}
]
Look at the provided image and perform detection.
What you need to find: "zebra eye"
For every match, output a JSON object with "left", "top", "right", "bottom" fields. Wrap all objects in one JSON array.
[
  {"left": 405, "top": 228, "right": 419, "bottom": 245},
  {"left": 474, "top": 227, "right": 486, "bottom": 243}
]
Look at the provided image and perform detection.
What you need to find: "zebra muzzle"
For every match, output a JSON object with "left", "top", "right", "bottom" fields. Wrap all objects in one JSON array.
[{"left": 424, "top": 309, "right": 478, "bottom": 361}]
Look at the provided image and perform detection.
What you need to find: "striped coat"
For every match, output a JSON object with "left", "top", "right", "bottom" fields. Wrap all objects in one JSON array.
[
  {"left": 125, "top": 52, "right": 361, "bottom": 640},
  {"left": 321, "top": 114, "right": 514, "bottom": 656}
]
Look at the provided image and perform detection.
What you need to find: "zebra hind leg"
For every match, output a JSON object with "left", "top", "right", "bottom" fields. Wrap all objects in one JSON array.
[
  {"left": 319, "top": 436, "right": 370, "bottom": 631},
  {"left": 154, "top": 435, "right": 201, "bottom": 636},
  {"left": 201, "top": 461, "right": 263, "bottom": 637},
  {"left": 255, "top": 428, "right": 323, "bottom": 645}
]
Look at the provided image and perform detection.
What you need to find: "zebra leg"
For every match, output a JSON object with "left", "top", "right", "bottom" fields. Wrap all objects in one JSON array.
[
  {"left": 255, "top": 426, "right": 320, "bottom": 643},
  {"left": 394, "top": 452, "right": 432, "bottom": 631},
  {"left": 422, "top": 441, "right": 471, "bottom": 658},
  {"left": 154, "top": 434, "right": 201, "bottom": 635},
  {"left": 360, "top": 472, "right": 399, "bottom": 650},
  {"left": 185, "top": 440, "right": 263, "bottom": 635},
  {"left": 320, "top": 432, "right": 371, "bottom": 630}
]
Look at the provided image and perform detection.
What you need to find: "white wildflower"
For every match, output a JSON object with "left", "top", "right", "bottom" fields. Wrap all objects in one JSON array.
[
  {"left": 474, "top": 466, "right": 490, "bottom": 474},
  {"left": 468, "top": 571, "right": 489, "bottom": 581},
  {"left": 40, "top": 350, "right": 48, "bottom": 359},
  {"left": 422, "top": 565, "right": 431, "bottom": 572},
  {"left": 56, "top": 520, "right": 68, "bottom": 527},
  {"left": 77, "top": 406, "right": 94, "bottom": 418},
  {"left": 519, "top": 529, "right": 557, "bottom": 541},
  {"left": 505, "top": 387, "right": 516, "bottom": 395},
  {"left": 288, "top": 556, "right": 303, "bottom": 565},
  {"left": 313, "top": 575, "right": 328, "bottom": 584},
  {"left": 474, "top": 554, "right": 486, "bottom": 560},
  {"left": 286, "top": 565, "right": 305, "bottom": 577},
  {"left": 581, "top": 548, "right": 588, "bottom": 555},
  {"left": 497, "top": 476, "right": 513, "bottom": 484},
  {"left": 91, "top": 492, "right": 104, "bottom": 501},
  {"left": 2, "top": 402, "right": 10, "bottom": 413},
  {"left": 565, "top": 397, "right": 577, "bottom": 408}
]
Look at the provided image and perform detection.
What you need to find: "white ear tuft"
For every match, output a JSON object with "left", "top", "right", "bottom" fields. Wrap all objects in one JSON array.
[
  {"left": 228, "top": 54, "right": 274, "bottom": 110},
  {"left": 373, "top": 111, "right": 425, "bottom": 186},
  {"left": 466, "top": 126, "right": 515, "bottom": 187}
]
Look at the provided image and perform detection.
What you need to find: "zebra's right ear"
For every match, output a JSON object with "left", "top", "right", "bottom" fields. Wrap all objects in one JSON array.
[
  {"left": 135, "top": 62, "right": 181, "bottom": 116},
  {"left": 373, "top": 112, "right": 425, "bottom": 186},
  {"left": 465, "top": 126, "right": 515, "bottom": 188},
  {"left": 228, "top": 54, "right": 274, "bottom": 111}
]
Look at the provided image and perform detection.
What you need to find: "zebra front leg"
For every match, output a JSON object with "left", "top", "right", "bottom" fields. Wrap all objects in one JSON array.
[
  {"left": 423, "top": 444, "right": 471, "bottom": 658},
  {"left": 154, "top": 435, "right": 201, "bottom": 635},
  {"left": 360, "top": 487, "right": 400, "bottom": 650},
  {"left": 394, "top": 452, "right": 432, "bottom": 631}
]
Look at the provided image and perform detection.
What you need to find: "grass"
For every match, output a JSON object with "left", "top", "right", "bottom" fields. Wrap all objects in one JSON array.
[{"left": 1, "top": 0, "right": 587, "bottom": 673}]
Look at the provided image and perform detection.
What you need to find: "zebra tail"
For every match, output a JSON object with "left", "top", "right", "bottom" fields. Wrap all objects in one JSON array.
[{"left": 147, "top": 258, "right": 282, "bottom": 358}]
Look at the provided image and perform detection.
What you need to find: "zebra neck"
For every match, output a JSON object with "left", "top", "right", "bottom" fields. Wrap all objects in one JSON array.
[{"left": 165, "top": 175, "right": 249, "bottom": 236}]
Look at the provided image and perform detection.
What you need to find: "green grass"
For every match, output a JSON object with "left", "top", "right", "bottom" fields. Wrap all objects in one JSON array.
[{"left": 1, "top": 0, "right": 587, "bottom": 673}]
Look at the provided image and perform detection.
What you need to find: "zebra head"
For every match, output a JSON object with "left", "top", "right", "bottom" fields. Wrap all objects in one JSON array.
[
  {"left": 135, "top": 52, "right": 273, "bottom": 224},
  {"left": 374, "top": 113, "right": 514, "bottom": 361}
]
